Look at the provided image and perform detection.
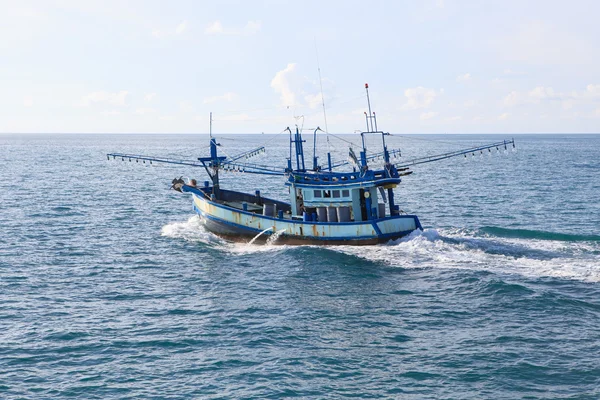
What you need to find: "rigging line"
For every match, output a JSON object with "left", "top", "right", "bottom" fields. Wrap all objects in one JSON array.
[
  {"left": 325, "top": 132, "right": 392, "bottom": 157},
  {"left": 216, "top": 146, "right": 236, "bottom": 164},
  {"left": 324, "top": 92, "right": 366, "bottom": 110},
  {"left": 324, "top": 131, "right": 361, "bottom": 148},
  {"left": 389, "top": 134, "right": 479, "bottom": 148},
  {"left": 255, "top": 128, "right": 289, "bottom": 155},
  {"left": 295, "top": 93, "right": 366, "bottom": 120},
  {"left": 214, "top": 128, "right": 288, "bottom": 151}
]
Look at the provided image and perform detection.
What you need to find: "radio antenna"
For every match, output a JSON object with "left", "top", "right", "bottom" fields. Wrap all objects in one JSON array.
[{"left": 315, "top": 38, "right": 332, "bottom": 170}]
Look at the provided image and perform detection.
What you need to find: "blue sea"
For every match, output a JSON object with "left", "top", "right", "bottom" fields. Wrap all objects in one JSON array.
[{"left": 1, "top": 133, "right": 599, "bottom": 399}]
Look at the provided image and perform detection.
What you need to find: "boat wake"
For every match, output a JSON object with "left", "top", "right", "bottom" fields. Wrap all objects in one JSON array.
[
  {"left": 332, "top": 227, "right": 600, "bottom": 283},
  {"left": 161, "top": 217, "right": 599, "bottom": 282}
]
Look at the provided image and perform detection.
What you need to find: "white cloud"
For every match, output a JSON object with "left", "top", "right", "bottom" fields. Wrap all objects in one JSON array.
[
  {"left": 503, "top": 86, "right": 561, "bottom": 107},
  {"left": 205, "top": 20, "right": 261, "bottom": 35},
  {"left": 245, "top": 20, "right": 262, "bottom": 34},
  {"left": 175, "top": 20, "right": 187, "bottom": 35},
  {"left": 23, "top": 96, "right": 33, "bottom": 107},
  {"left": 401, "top": 86, "right": 438, "bottom": 110},
  {"left": 304, "top": 93, "right": 322, "bottom": 109},
  {"left": 79, "top": 90, "right": 129, "bottom": 107},
  {"left": 503, "top": 91, "right": 520, "bottom": 107},
  {"left": 135, "top": 107, "right": 156, "bottom": 115},
  {"left": 203, "top": 92, "right": 237, "bottom": 104},
  {"left": 179, "top": 101, "right": 193, "bottom": 112},
  {"left": 528, "top": 86, "right": 556, "bottom": 102},
  {"left": 205, "top": 20, "right": 224, "bottom": 35},
  {"left": 152, "top": 21, "right": 188, "bottom": 38},
  {"left": 584, "top": 84, "right": 600, "bottom": 98},
  {"left": 448, "top": 116, "right": 462, "bottom": 121},
  {"left": 271, "top": 63, "right": 297, "bottom": 107},
  {"left": 420, "top": 111, "right": 437, "bottom": 120},
  {"left": 562, "top": 99, "right": 575, "bottom": 110},
  {"left": 503, "top": 84, "right": 600, "bottom": 109},
  {"left": 497, "top": 21, "right": 595, "bottom": 66},
  {"left": 463, "top": 99, "right": 477, "bottom": 108},
  {"left": 503, "top": 69, "right": 526, "bottom": 76},
  {"left": 498, "top": 113, "right": 509, "bottom": 120},
  {"left": 151, "top": 29, "right": 164, "bottom": 38},
  {"left": 144, "top": 93, "right": 157, "bottom": 102},
  {"left": 220, "top": 113, "right": 251, "bottom": 122},
  {"left": 456, "top": 73, "right": 471, "bottom": 82}
]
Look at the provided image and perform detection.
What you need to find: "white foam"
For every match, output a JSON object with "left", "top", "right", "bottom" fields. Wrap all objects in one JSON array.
[
  {"left": 332, "top": 228, "right": 600, "bottom": 283},
  {"left": 161, "top": 216, "right": 289, "bottom": 255},
  {"left": 160, "top": 215, "right": 224, "bottom": 244}
]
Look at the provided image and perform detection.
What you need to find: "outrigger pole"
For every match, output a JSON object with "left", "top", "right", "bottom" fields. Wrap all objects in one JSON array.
[
  {"left": 395, "top": 139, "right": 516, "bottom": 169},
  {"left": 198, "top": 112, "right": 226, "bottom": 198}
]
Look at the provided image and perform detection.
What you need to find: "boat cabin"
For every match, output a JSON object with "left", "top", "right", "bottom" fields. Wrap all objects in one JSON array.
[{"left": 286, "top": 170, "right": 401, "bottom": 223}]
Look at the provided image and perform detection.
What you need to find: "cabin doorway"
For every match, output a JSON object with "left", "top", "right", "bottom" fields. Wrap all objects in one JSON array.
[
  {"left": 359, "top": 189, "right": 368, "bottom": 221},
  {"left": 296, "top": 188, "right": 304, "bottom": 214}
]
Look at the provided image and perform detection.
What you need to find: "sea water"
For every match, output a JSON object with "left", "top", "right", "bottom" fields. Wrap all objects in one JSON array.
[{"left": 0, "top": 133, "right": 599, "bottom": 398}]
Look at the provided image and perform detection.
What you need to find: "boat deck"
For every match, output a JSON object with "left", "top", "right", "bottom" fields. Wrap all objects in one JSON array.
[
  {"left": 218, "top": 199, "right": 319, "bottom": 222},
  {"left": 222, "top": 201, "right": 263, "bottom": 213}
]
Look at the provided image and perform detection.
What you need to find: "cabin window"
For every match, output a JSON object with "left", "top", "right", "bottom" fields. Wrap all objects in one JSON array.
[
  {"left": 342, "top": 190, "right": 350, "bottom": 197},
  {"left": 314, "top": 190, "right": 322, "bottom": 198},
  {"left": 332, "top": 190, "right": 340, "bottom": 198},
  {"left": 324, "top": 190, "right": 331, "bottom": 198}
]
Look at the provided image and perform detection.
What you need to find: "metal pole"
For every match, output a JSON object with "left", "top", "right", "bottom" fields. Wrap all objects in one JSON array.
[
  {"left": 365, "top": 83, "right": 373, "bottom": 131},
  {"left": 313, "top": 127, "right": 320, "bottom": 171}
]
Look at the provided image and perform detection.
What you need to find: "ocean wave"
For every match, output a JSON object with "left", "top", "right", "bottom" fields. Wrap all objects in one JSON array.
[{"left": 480, "top": 226, "right": 600, "bottom": 242}]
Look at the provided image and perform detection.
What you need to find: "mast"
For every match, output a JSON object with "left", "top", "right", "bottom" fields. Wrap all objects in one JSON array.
[
  {"left": 364, "top": 83, "right": 390, "bottom": 164},
  {"left": 312, "top": 127, "right": 321, "bottom": 171},
  {"left": 286, "top": 127, "right": 293, "bottom": 172},
  {"left": 293, "top": 126, "right": 306, "bottom": 172},
  {"left": 208, "top": 112, "right": 220, "bottom": 197}
]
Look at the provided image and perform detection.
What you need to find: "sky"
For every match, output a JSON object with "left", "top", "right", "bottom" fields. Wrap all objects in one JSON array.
[{"left": 1, "top": 0, "right": 599, "bottom": 134}]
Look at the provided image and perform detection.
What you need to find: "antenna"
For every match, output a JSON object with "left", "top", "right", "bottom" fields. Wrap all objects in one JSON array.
[
  {"left": 315, "top": 38, "right": 332, "bottom": 171},
  {"left": 365, "top": 83, "right": 376, "bottom": 132},
  {"left": 209, "top": 112, "right": 213, "bottom": 138}
]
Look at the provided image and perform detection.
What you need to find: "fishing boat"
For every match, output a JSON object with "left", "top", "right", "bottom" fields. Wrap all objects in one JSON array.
[{"left": 108, "top": 84, "right": 514, "bottom": 245}]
